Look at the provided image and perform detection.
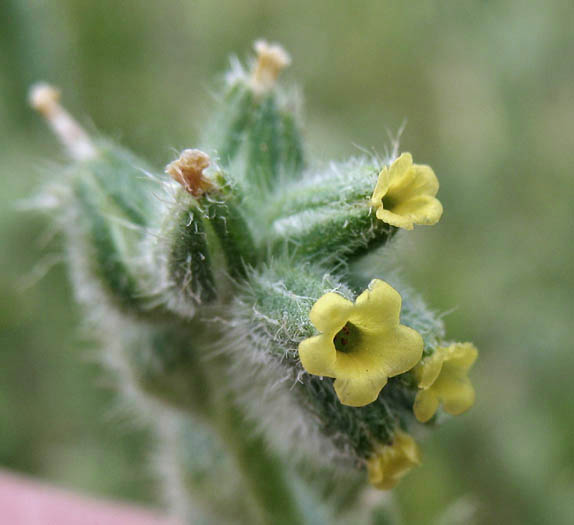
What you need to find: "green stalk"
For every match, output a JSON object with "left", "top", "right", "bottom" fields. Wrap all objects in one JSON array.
[{"left": 213, "top": 398, "right": 305, "bottom": 525}]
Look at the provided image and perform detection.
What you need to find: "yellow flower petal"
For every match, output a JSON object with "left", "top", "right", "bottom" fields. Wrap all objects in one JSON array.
[
  {"left": 388, "top": 152, "right": 413, "bottom": 180},
  {"left": 395, "top": 430, "right": 421, "bottom": 464},
  {"left": 334, "top": 372, "right": 388, "bottom": 407},
  {"left": 370, "top": 167, "right": 391, "bottom": 206},
  {"left": 298, "top": 335, "right": 336, "bottom": 377},
  {"left": 375, "top": 207, "right": 416, "bottom": 230},
  {"left": 386, "top": 195, "right": 443, "bottom": 225},
  {"left": 414, "top": 352, "right": 444, "bottom": 389},
  {"left": 432, "top": 372, "right": 476, "bottom": 416},
  {"left": 411, "top": 164, "right": 440, "bottom": 195},
  {"left": 367, "top": 430, "right": 421, "bottom": 490},
  {"left": 445, "top": 342, "right": 478, "bottom": 371},
  {"left": 351, "top": 279, "right": 401, "bottom": 330},
  {"left": 387, "top": 163, "right": 439, "bottom": 202},
  {"left": 413, "top": 389, "right": 440, "bottom": 423},
  {"left": 309, "top": 292, "right": 354, "bottom": 335},
  {"left": 376, "top": 324, "right": 424, "bottom": 377},
  {"left": 370, "top": 154, "right": 413, "bottom": 207}
]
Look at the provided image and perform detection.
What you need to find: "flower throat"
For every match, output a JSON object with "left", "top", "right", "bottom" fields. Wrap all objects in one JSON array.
[{"left": 333, "top": 322, "right": 362, "bottom": 353}]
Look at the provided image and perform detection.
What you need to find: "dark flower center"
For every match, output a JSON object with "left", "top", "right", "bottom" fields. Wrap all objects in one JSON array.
[
  {"left": 333, "top": 322, "right": 362, "bottom": 353},
  {"left": 382, "top": 192, "right": 398, "bottom": 211}
]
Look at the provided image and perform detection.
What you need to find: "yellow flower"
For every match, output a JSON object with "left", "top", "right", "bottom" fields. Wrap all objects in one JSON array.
[
  {"left": 413, "top": 342, "right": 478, "bottom": 423},
  {"left": 298, "top": 279, "right": 423, "bottom": 407},
  {"left": 370, "top": 153, "right": 443, "bottom": 230},
  {"left": 367, "top": 430, "right": 421, "bottom": 490}
]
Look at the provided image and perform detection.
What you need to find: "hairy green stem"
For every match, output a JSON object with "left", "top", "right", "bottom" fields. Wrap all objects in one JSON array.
[{"left": 213, "top": 399, "right": 305, "bottom": 525}]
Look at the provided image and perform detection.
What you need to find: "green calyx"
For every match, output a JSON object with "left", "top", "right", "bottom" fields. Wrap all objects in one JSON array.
[
  {"left": 65, "top": 142, "right": 160, "bottom": 315},
  {"left": 233, "top": 259, "right": 443, "bottom": 462}
]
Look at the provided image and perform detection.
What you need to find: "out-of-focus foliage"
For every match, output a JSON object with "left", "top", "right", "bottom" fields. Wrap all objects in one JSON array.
[{"left": 1, "top": 1, "right": 572, "bottom": 523}]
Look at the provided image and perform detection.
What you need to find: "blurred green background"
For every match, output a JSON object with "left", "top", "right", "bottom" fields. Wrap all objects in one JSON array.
[{"left": 1, "top": 1, "right": 573, "bottom": 523}]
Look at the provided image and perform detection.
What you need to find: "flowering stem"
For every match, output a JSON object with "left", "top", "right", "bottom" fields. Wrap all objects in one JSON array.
[
  {"left": 159, "top": 319, "right": 307, "bottom": 524},
  {"left": 213, "top": 399, "right": 305, "bottom": 525},
  {"left": 27, "top": 41, "right": 474, "bottom": 522}
]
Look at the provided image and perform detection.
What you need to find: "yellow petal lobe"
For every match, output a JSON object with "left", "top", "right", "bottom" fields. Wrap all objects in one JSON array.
[
  {"left": 413, "top": 389, "right": 440, "bottom": 423},
  {"left": 309, "top": 292, "right": 354, "bottom": 334},
  {"left": 334, "top": 374, "right": 388, "bottom": 407},
  {"left": 298, "top": 335, "right": 336, "bottom": 378}
]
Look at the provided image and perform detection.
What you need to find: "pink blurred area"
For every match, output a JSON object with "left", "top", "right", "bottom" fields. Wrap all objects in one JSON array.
[{"left": 0, "top": 470, "right": 176, "bottom": 525}]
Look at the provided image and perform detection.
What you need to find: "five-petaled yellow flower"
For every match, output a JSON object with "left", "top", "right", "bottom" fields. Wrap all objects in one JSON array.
[
  {"left": 370, "top": 152, "right": 443, "bottom": 230},
  {"left": 298, "top": 279, "right": 423, "bottom": 407},
  {"left": 413, "top": 342, "right": 478, "bottom": 423},
  {"left": 367, "top": 430, "right": 421, "bottom": 490}
]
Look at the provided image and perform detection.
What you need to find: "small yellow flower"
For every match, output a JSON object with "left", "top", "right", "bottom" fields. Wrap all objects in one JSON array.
[
  {"left": 367, "top": 430, "right": 421, "bottom": 490},
  {"left": 298, "top": 279, "right": 423, "bottom": 407},
  {"left": 413, "top": 342, "right": 478, "bottom": 423},
  {"left": 370, "top": 153, "right": 443, "bottom": 230}
]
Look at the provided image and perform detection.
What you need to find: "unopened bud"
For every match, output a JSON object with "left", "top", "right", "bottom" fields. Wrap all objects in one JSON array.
[
  {"left": 29, "top": 82, "right": 96, "bottom": 161},
  {"left": 250, "top": 40, "right": 291, "bottom": 95}
]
